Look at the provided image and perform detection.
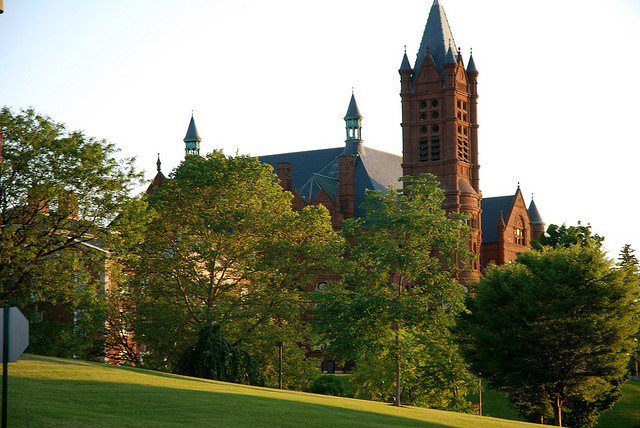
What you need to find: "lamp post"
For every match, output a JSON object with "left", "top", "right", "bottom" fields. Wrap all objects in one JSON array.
[{"left": 274, "top": 341, "right": 284, "bottom": 389}]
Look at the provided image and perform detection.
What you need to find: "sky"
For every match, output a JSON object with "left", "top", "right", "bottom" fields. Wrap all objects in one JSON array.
[{"left": 1, "top": 0, "right": 639, "bottom": 258}]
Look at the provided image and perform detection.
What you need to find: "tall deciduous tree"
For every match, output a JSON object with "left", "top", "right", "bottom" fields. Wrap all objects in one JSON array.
[
  {"left": 113, "top": 151, "right": 342, "bottom": 388},
  {"left": 459, "top": 244, "right": 640, "bottom": 427},
  {"left": 314, "top": 174, "right": 475, "bottom": 408},
  {"left": 0, "top": 107, "right": 142, "bottom": 358}
]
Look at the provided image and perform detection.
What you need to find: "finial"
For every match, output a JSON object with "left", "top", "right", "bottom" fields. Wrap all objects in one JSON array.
[
  {"left": 470, "top": 47, "right": 473, "bottom": 55},
  {"left": 352, "top": 87, "right": 354, "bottom": 95},
  {"left": 404, "top": 45, "right": 407, "bottom": 54},
  {"left": 517, "top": 182, "right": 521, "bottom": 189},
  {"left": 156, "top": 153, "right": 161, "bottom": 172}
]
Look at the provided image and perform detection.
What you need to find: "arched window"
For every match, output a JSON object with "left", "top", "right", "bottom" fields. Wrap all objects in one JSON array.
[{"left": 514, "top": 216, "right": 525, "bottom": 245}]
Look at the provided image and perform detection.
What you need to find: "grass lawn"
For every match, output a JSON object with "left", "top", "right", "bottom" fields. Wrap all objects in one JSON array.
[
  {"left": 7, "top": 354, "right": 540, "bottom": 428},
  {"left": 467, "top": 378, "right": 640, "bottom": 428}
]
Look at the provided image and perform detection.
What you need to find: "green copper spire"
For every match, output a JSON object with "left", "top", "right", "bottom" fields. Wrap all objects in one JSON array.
[
  {"left": 344, "top": 92, "right": 364, "bottom": 155},
  {"left": 184, "top": 113, "right": 202, "bottom": 156}
]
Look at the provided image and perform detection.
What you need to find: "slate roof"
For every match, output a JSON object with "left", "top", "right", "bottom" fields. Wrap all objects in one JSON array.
[
  {"left": 467, "top": 52, "right": 478, "bottom": 73},
  {"left": 344, "top": 93, "right": 362, "bottom": 119},
  {"left": 259, "top": 146, "right": 403, "bottom": 218},
  {"left": 184, "top": 115, "right": 202, "bottom": 143},
  {"left": 481, "top": 195, "right": 514, "bottom": 243},
  {"left": 414, "top": 0, "right": 457, "bottom": 81},
  {"left": 528, "top": 199, "right": 544, "bottom": 224}
]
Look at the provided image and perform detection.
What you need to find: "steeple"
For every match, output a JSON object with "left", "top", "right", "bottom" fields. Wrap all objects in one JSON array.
[
  {"left": 184, "top": 113, "right": 202, "bottom": 156},
  {"left": 146, "top": 153, "right": 166, "bottom": 195},
  {"left": 399, "top": 46, "right": 412, "bottom": 71},
  {"left": 414, "top": 0, "right": 457, "bottom": 81},
  {"left": 400, "top": 0, "right": 481, "bottom": 282},
  {"left": 343, "top": 92, "right": 364, "bottom": 155},
  {"left": 467, "top": 49, "right": 478, "bottom": 73},
  {"left": 528, "top": 197, "right": 546, "bottom": 242}
]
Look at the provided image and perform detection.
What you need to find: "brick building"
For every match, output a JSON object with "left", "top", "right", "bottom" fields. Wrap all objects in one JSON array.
[{"left": 160, "top": 0, "right": 545, "bottom": 271}]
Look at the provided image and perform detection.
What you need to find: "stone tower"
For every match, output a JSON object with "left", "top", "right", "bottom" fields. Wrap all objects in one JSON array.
[{"left": 399, "top": 0, "right": 481, "bottom": 278}]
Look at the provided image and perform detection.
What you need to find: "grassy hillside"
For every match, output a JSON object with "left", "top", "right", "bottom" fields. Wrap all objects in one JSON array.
[{"left": 7, "top": 354, "right": 540, "bottom": 428}]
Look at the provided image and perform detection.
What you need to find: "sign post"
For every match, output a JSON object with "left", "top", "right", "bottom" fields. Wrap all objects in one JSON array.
[{"left": 0, "top": 305, "right": 29, "bottom": 428}]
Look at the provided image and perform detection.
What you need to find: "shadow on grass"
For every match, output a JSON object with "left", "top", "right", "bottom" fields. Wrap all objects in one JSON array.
[{"left": 10, "top": 377, "right": 461, "bottom": 428}]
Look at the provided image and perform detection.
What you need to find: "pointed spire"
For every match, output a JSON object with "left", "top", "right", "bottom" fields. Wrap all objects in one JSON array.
[
  {"left": 467, "top": 48, "right": 478, "bottom": 73},
  {"left": 399, "top": 45, "right": 412, "bottom": 71},
  {"left": 444, "top": 41, "right": 457, "bottom": 64},
  {"left": 146, "top": 154, "right": 166, "bottom": 195},
  {"left": 414, "top": 0, "right": 457, "bottom": 80},
  {"left": 184, "top": 113, "right": 202, "bottom": 156},
  {"left": 343, "top": 92, "right": 364, "bottom": 155},
  {"left": 498, "top": 210, "right": 506, "bottom": 229},
  {"left": 344, "top": 92, "right": 362, "bottom": 120},
  {"left": 528, "top": 198, "right": 544, "bottom": 225}
]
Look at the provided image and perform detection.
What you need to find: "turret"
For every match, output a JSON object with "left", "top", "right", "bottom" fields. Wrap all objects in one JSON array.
[
  {"left": 399, "top": 47, "right": 412, "bottom": 95},
  {"left": 184, "top": 113, "right": 202, "bottom": 156},
  {"left": 343, "top": 92, "right": 364, "bottom": 156},
  {"left": 528, "top": 198, "right": 545, "bottom": 242}
]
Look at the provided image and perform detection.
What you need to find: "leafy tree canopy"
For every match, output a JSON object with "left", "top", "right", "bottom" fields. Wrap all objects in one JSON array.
[
  {"left": 176, "top": 323, "right": 265, "bottom": 387},
  {"left": 111, "top": 151, "right": 343, "bottom": 389},
  {"left": 314, "top": 174, "right": 476, "bottom": 409},
  {"left": 459, "top": 244, "right": 640, "bottom": 427},
  {"left": 0, "top": 106, "right": 143, "bottom": 358},
  {"left": 532, "top": 222, "right": 604, "bottom": 250}
]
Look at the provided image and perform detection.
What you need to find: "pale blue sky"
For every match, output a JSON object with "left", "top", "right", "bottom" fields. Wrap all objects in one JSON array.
[{"left": 1, "top": 0, "right": 639, "bottom": 257}]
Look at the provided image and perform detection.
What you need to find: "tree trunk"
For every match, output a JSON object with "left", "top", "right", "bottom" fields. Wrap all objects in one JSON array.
[
  {"left": 553, "top": 397, "right": 562, "bottom": 426},
  {"left": 394, "top": 331, "right": 401, "bottom": 407}
]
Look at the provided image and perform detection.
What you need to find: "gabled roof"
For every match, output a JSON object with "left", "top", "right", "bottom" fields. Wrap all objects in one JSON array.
[
  {"left": 146, "top": 155, "right": 166, "bottom": 195},
  {"left": 481, "top": 195, "right": 514, "bottom": 243},
  {"left": 414, "top": 0, "right": 457, "bottom": 81},
  {"left": 259, "top": 146, "right": 402, "bottom": 218}
]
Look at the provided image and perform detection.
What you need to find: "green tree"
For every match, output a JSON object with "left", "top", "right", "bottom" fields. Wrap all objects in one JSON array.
[
  {"left": 618, "top": 244, "right": 640, "bottom": 378},
  {"left": 459, "top": 244, "right": 640, "bottom": 427},
  {"left": 314, "top": 174, "right": 475, "bottom": 408},
  {"left": 619, "top": 244, "right": 639, "bottom": 268},
  {"left": 532, "top": 222, "right": 604, "bottom": 250},
  {"left": 176, "top": 323, "right": 265, "bottom": 386},
  {"left": 0, "top": 107, "right": 142, "bottom": 359},
  {"left": 113, "top": 151, "right": 342, "bottom": 388}
]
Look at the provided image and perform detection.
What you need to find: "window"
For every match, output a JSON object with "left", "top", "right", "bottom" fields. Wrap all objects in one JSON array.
[
  {"left": 431, "top": 136, "right": 440, "bottom": 160},
  {"left": 457, "top": 137, "right": 470, "bottom": 162},
  {"left": 419, "top": 137, "right": 428, "bottom": 162},
  {"left": 514, "top": 216, "right": 525, "bottom": 245}
]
